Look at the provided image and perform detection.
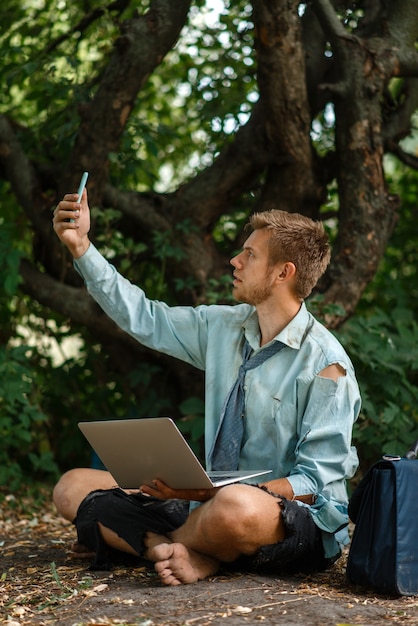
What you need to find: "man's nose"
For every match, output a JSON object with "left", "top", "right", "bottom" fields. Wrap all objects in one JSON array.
[{"left": 230, "top": 254, "right": 240, "bottom": 268}]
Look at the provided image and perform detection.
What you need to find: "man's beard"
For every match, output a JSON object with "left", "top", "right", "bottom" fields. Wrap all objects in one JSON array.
[{"left": 233, "top": 276, "right": 274, "bottom": 306}]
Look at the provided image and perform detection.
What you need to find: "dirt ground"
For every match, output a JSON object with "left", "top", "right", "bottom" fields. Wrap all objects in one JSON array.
[{"left": 1, "top": 489, "right": 418, "bottom": 626}]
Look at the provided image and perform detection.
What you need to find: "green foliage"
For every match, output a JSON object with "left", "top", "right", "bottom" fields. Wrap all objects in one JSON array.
[
  {"left": 177, "top": 396, "right": 205, "bottom": 458},
  {"left": 0, "top": 345, "right": 59, "bottom": 489},
  {"left": 308, "top": 295, "right": 347, "bottom": 323},
  {"left": 0, "top": 226, "right": 22, "bottom": 297},
  {"left": 334, "top": 161, "right": 418, "bottom": 470},
  {"left": 0, "top": 482, "right": 53, "bottom": 514},
  {"left": 104, "top": 1, "right": 256, "bottom": 190},
  {"left": 204, "top": 274, "right": 236, "bottom": 305},
  {"left": 337, "top": 309, "right": 418, "bottom": 468},
  {"left": 33, "top": 342, "right": 173, "bottom": 472},
  {"left": 360, "top": 165, "right": 418, "bottom": 315},
  {"left": 0, "top": 0, "right": 119, "bottom": 158}
]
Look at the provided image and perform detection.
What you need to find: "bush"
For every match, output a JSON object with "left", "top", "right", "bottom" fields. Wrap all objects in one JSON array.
[
  {"left": 0, "top": 344, "right": 59, "bottom": 489},
  {"left": 336, "top": 307, "right": 418, "bottom": 471}
]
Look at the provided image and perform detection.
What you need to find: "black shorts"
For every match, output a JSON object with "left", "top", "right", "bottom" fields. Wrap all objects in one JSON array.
[{"left": 74, "top": 487, "right": 337, "bottom": 574}]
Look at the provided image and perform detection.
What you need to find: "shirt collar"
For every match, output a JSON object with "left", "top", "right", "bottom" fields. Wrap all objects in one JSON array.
[{"left": 243, "top": 302, "right": 311, "bottom": 351}]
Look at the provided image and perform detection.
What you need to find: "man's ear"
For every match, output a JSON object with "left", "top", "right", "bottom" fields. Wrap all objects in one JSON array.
[{"left": 276, "top": 262, "right": 296, "bottom": 282}]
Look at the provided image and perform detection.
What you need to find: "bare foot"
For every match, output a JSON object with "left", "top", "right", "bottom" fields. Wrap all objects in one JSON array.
[{"left": 147, "top": 542, "right": 219, "bottom": 586}]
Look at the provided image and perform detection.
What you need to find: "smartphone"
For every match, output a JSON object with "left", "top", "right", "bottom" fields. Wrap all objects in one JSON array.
[
  {"left": 77, "top": 171, "right": 89, "bottom": 199},
  {"left": 70, "top": 172, "right": 89, "bottom": 222}
]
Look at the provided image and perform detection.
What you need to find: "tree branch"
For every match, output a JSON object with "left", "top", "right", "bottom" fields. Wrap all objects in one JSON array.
[
  {"left": 301, "top": 3, "right": 330, "bottom": 115},
  {"left": 105, "top": 100, "right": 271, "bottom": 235},
  {"left": 387, "top": 140, "right": 418, "bottom": 169},
  {"left": 310, "top": 0, "right": 358, "bottom": 100},
  {"left": 251, "top": 0, "right": 325, "bottom": 214},
  {"left": 64, "top": 0, "right": 192, "bottom": 204},
  {"left": 103, "top": 186, "right": 172, "bottom": 232},
  {"left": 0, "top": 115, "right": 34, "bottom": 215},
  {"left": 166, "top": 102, "right": 271, "bottom": 228},
  {"left": 311, "top": 0, "right": 355, "bottom": 45},
  {"left": 43, "top": 0, "right": 132, "bottom": 55},
  {"left": 382, "top": 78, "right": 418, "bottom": 145},
  {"left": 385, "top": 0, "right": 418, "bottom": 48}
]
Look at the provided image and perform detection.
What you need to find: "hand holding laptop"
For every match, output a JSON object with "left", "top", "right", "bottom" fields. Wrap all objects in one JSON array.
[{"left": 139, "top": 477, "right": 219, "bottom": 502}]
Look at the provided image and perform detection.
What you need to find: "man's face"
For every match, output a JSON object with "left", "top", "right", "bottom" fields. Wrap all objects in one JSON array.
[{"left": 230, "top": 229, "right": 277, "bottom": 306}]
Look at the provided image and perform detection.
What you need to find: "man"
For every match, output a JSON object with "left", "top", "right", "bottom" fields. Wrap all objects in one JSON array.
[{"left": 52, "top": 189, "right": 360, "bottom": 586}]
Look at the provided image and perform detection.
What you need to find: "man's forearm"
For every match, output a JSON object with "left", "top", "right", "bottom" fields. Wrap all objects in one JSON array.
[{"left": 259, "top": 477, "right": 315, "bottom": 504}]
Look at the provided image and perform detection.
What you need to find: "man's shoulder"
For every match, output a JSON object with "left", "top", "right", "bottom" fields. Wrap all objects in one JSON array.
[
  {"left": 307, "top": 314, "right": 354, "bottom": 368},
  {"left": 203, "top": 302, "right": 255, "bottom": 323}
]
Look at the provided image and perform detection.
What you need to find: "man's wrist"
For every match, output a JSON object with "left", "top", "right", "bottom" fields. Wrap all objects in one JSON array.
[{"left": 71, "top": 239, "right": 91, "bottom": 259}]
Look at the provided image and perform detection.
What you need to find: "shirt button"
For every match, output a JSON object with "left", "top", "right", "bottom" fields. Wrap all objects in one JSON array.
[{"left": 243, "top": 385, "right": 247, "bottom": 390}]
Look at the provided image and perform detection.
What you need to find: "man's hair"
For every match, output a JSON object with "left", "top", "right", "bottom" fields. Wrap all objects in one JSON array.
[{"left": 248, "top": 209, "right": 331, "bottom": 300}]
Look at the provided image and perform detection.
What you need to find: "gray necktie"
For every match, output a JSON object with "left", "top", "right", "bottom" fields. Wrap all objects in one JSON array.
[{"left": 210, "top": 338, "right": 285, "bottom": 471}]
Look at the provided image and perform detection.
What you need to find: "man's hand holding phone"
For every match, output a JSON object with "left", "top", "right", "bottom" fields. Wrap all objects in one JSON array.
[{"left": 53, "top": 172, "right": 91, "bottom": 259}]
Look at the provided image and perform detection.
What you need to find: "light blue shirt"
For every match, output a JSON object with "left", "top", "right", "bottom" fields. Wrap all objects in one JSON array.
[{"left": 75, "top": 244, "right": 360, "bottom": 558}]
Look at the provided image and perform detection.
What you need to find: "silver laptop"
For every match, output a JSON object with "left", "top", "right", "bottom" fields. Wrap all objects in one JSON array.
[{"left": 78, "top": 417, "right": 271, "bottom": 489}]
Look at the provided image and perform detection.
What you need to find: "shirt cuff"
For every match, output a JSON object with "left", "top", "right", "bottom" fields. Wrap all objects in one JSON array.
[
  {"left": 73, "top": 243, "right": 109, "bottom": 282},
  {"left": 286, "top": 473, "right": 317, "bottom": 498}
]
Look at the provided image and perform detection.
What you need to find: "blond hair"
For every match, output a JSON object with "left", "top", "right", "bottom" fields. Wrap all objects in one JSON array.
[{"left": 248, "top": 210, "right": 331, "bottom": 300}]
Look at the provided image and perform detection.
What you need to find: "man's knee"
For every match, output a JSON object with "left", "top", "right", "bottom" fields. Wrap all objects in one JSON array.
[
  {"left": 212, "top": 484, "right": 255, "bottom": 517},
  {"left": 53, "top": 468, "right": 85, "bottom": 520},
  {"left": 53, "top": 467, "right": 118, "bottom": 520},
  {"left": 210, "top": 485, "right": 282, "bottom": 541}
]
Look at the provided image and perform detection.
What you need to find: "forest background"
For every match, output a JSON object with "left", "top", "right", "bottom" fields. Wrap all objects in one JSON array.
[{"left": 1, "top": 0, "right": 418, "bottom": 491}]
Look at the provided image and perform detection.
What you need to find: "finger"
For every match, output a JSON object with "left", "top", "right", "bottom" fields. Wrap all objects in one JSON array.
[
  {"left": 148, "top": 479, "right": 174, "bottom": 497},
  {"left": 152, "top": 479, "right": 168, "bottom": 490},
  {"left": 53, "top": 200, "right": 70, "bottom": 214},
  {"left": 63, "top": 193, "right": 80, "bottom": 202},
  {"left": 53, "top": 208, "right": 80, "bottom": 224},
  {"left": 54, "top": 198, "right": 81, "bottom": 216},
  {"left": 140, "top": 483, "right": 163, "bottom": 498}
]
